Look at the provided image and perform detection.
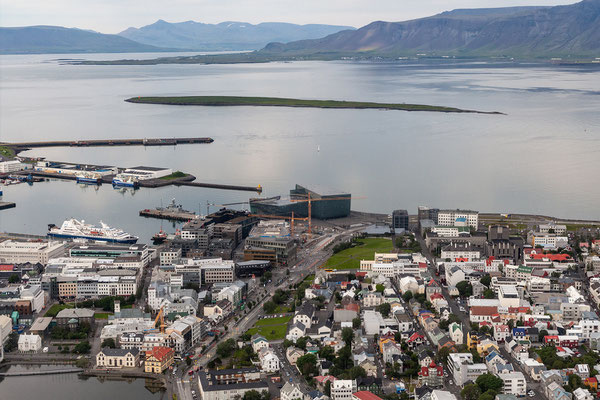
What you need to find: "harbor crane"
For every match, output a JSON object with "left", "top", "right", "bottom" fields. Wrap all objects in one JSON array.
[{"left": 154, "top": 306, "right": 166, "bottom": 333}]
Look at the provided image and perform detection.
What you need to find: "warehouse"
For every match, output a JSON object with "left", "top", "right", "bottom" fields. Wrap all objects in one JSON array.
[{"left": 119, "top": 166, "right": 173, "bottom": 181}]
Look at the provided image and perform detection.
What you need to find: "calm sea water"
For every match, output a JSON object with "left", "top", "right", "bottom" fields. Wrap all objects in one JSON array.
[
  {"left": 0, "top": 364, "right": 163, "bottom": 400},
  {"left": 1, "top": 53, "right": 600, "bottom": 243}
]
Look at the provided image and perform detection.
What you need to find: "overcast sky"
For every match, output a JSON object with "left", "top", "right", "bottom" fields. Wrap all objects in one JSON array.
[{"left": 0, "top": 0, "right": 576, "bottom": 33}]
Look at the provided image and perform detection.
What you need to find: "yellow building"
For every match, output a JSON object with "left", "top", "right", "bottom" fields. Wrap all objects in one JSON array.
[
  {"left": 467, "top": 331, "right": 480, "bottom": 350},
  {"left": 144, "top": 346, "right": 174, "bottom": 374}
]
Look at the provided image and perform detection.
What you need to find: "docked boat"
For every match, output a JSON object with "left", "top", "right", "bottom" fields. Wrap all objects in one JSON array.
[
  {"left": 76, "top": 172, "right": 102, "bottom": 185},
  {"left": 152, "top": 229, "right": 168, "bottom": 244},
  {"left": 48, "top": 218, "right": 138, "bottom": 244},
  {"left": 112, "top": 174, "right": 139, "bottom": 188}
]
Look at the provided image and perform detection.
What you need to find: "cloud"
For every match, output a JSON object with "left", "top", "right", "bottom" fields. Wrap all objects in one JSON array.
[{"left": 0, "top": 0, "right": 577, "bottom": 33}]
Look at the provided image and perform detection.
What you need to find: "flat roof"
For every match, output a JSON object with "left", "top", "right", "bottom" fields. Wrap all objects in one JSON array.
[
  {"left": 30, "top": 317, "right": 53, "bottom": 331},
  {"left": 126, "top": 166, "right": 169, "bottom": 172}
]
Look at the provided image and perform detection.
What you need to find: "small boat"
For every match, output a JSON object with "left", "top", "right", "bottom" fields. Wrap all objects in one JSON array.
[
  {"left": 112, "top": 174, "right": 139, "bottom": 188},
  {"left": 76, "top": 172, "right": 102, "bottom": 185},
  {"left": 152, "top": 229, "right": 168, "bottom": 244}
]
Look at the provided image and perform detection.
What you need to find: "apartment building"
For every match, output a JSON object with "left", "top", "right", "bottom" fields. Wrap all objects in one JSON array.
[{"left": 437, "top": 210, "right": 479, "bottom": 229}]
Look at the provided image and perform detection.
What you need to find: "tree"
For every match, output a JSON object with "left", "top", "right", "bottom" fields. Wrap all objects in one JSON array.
[
  {"left": 216, "top": 339, "right": 236, "bottom": 358},
  {"left": 539, "top": 329, "right": 548, "bottom": 339},
  {"left": 319, "top": 346, "right": 336, "bottom": 362},
  {"left": 480, "top": 275, "right": 491, "bottom": 287},
  {"left": 375, "top": 284, "right": 385, "bottom": 293},
  {"left": 476, "top": 373, "right": 504, "bottom": 393},
  {"left": 8, "top": 274, "right": 19, "bottom": 284},
  {"left": 352, "top": 317, "right": 361, "bottom": 329},
  {"left": 263, "top": 301, "right": 277, "bottom": 314},
  {"left": 349, "top": 366, "right": 367, "bottom": 379},
  {"left": 402, "top": 291, "right": 413, "bottom": 302},
  {"left": 296, "top": 336, "right": 309, "bottom": 350},
  {"left": 334, "top": 345, "right": 353, "bottom": 371},
  {"left": 4, "top": 332, "right": 18, "bottom": 352},
  {"left": 186, "top": 356, "right": 192, "bottom": 366},
  {"left": 72, "top": 340, "right": 91, "bottom": 354},
  {"left": 241, "top": 332, "right": 252, "bottom": 342},
  {"left": 243, "top": 390, "right": 262, "bottom": 400},
  {"left": 480, "top": 390, "right": 497, "bottom": 400},
  {"left": 456, "top": 281, "right": 473, "bottom": 297},
  {"left": 282, "top": 339, "right": 293, "bottom": 349},
  {"left": 483, "top": 289, "right": 495, "bottom": 299},
  {"left": 324, "top": 381, "right": 332, "bottom": 396},
  {"left": 296, "top": 353, "right": 318, "bottom": 378},
  {"left": 461, "top": 383, "right": 481, "bottom": 400},
  {"left": 341, "top": 327, "right": 354, "bottom": 347},
  {"left": 377, "top": 302, "right": 391, "bottom": 318},
  {"left": 437, "top": 347, "right": 451, "bottom": 363},
  {"left": 101, "top": 338, "right": 116, "bottom": 348}
]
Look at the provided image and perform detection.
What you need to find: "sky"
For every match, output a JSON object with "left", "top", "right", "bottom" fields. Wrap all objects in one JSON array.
[{"left": 0, "top": 0, "right": 577, "bottom": 33}]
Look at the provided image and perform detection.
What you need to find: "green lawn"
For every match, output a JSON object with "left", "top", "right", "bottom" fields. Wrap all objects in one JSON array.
[
  {"left": 94, "top": 313, "right": 112, "bottom": 319},
  {"left": 324, "top": 238, "right": 393, "bottom": 270},
  {"left": 267, "top": 305, "right": 292, "bottom": 315},
  {"left": 0, "top": 146, "right": 16, "bottom": 160},
  {"left": 255, "top": 316, "right": 292, "bottom": 326},
  {"left": 246, "top": 315, "right": 292, "bottom": 340},
  {"left": 159, "top": 171, "right": 187, "bottom": 180},
  {"left": 45, "top": 303, "right": 74, "bottom": 317}
]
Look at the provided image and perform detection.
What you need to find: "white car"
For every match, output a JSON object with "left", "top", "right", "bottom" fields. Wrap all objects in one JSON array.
[{"left": 459, "top": 306, "right": 466, "bottom": 312}]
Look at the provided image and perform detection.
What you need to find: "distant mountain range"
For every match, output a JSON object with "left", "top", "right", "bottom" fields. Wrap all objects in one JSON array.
[
  {"left": 0, "top": 26, "right": 164, "bottom": 54},
  {"left": 261, "top": 0, "right": 600, "bottom": 57},
  {"left": 118, "top": 20, "right": 356, "bottom": 51}
]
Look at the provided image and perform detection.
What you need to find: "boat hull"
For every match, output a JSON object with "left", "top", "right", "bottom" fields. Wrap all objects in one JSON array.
[
  {"left": 112, "top": 180, "right": 138, "bottom": 188},
  {"left": 77, "top": 177, "right": 101, "bottom": 185},
  {"left": 48, "top": 232, "right": 138, "bottom": 244}
]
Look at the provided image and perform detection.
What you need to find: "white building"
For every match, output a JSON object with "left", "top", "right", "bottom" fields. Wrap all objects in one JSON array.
[
  {"left": 0, "top": 240, "right": 66, "bottom": 265},
  {"left": 258, "top": 348, "right": 280, "bottom": 373},
  {"left": 0, "top": 160, "right": 25, "bottom": 173},
  {"left": 498, "top": 285, "right": 521, "bottom": 308},
  {"left": 0, "top": 315, "right": 12, "bottom": 344},
  {"left": 500, "top": 372, "right": 527, "bottom": 396},
  {"left": 160, "top": 248, "right": 181, "bottom": 265},
  {"left": 280, "top": 382, "right": 304, "bottom": 400},
  {"left": 118, "top": 166, "right": 173, "bottom": 181},
  {"left": 448, "top": 353, "right": 488, "bottom": 386},
  {"left": 437, "top": 210, "right": 479, "bottom": 229},
  {"left": 18, "top": 333, "right": 42, "bottom": 352},
  {"left": 331, "top": 380, "right": 356, "bottom": 400},
  {"left": 441, "top": 243, "right": 481, "bottom": 261}
]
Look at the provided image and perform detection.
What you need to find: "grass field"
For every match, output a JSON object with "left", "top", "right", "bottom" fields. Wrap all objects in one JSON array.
[
  {"left": 45, "top": 303, "right": 74, "bottom": 317},
  {"left": 159, "top": 171, "right": 187, "bottom": 180},
  {"left": 246, "top": 315, "right": 292, "bottom": 340},
  {"left": 0, "top": 146, "right": 16, "bottom": 160},
  {"left": 94, "top": 313, "right": 112, "bottom": 319},
  {"left": 324, "top": 238, "right": 394, "bottom": 270},
  {"left": 125, "top": 96, "right": 498, "bottom": 114}
]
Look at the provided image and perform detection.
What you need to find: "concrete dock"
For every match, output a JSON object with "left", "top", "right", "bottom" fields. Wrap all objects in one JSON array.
[
  {"left": 2, "top": 137, "right": 213, "bottom": 152},
  {"left": 176, "top": 181, "right": 262, "bottom": 193},
  {"left": 0, "top": 201, "right": 16, "bottom": 210},
  {"left": 0, "top": 367, "right": 83, "bottom": 377},
  {"left": 140, "top": 208, "right": 198, "bottom": 221}
]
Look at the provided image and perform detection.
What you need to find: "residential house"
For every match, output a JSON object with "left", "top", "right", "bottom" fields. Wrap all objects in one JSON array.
[
  {"left": 280, "top": 381, "right": 304, "bottom": 400},
  {"left": 449, "top": 323, "right": 463, "bottom": 345},
  {"left": 251, "top": 334, "right": 270, "bottom": 353},
  {"left": 331, "top": 379, "right": 356, "bottom": 400},
  {"left": 419, "top": 361, "right": 444, "bottom": 387},
  {"left": 286, "top": 347, "right": 305, "bottom": 366}
]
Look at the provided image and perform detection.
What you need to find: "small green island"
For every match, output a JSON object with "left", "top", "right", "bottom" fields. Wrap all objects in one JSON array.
[{"left": 125, "top": 96, "right": 503, "bottom": 115}]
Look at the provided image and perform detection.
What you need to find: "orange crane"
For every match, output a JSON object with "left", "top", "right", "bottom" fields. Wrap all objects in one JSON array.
[
  {"left": 154, "top": 306, "right": 166, "bottom": 333},
  {"left": 289, "top": 194, "right": 366, "bottom": 234},
  {"left": 249, "top": 212, "right": 309, "bottom": 235}
]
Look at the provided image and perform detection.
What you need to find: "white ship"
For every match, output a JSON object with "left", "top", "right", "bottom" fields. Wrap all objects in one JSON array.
[
  {"left": 112, "top": 174, "right": 139, "bottom": 188},
  {"left": 48, "top": 218, "right": 138, "bottom": 244}
]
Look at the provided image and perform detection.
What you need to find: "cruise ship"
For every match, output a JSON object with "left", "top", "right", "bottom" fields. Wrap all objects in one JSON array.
[
  {"left": 48, "top": 219, "right": 138, "bottom": 244},
  {"left": 112, "top": 174, "right": 139, "bottom": 188}
]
